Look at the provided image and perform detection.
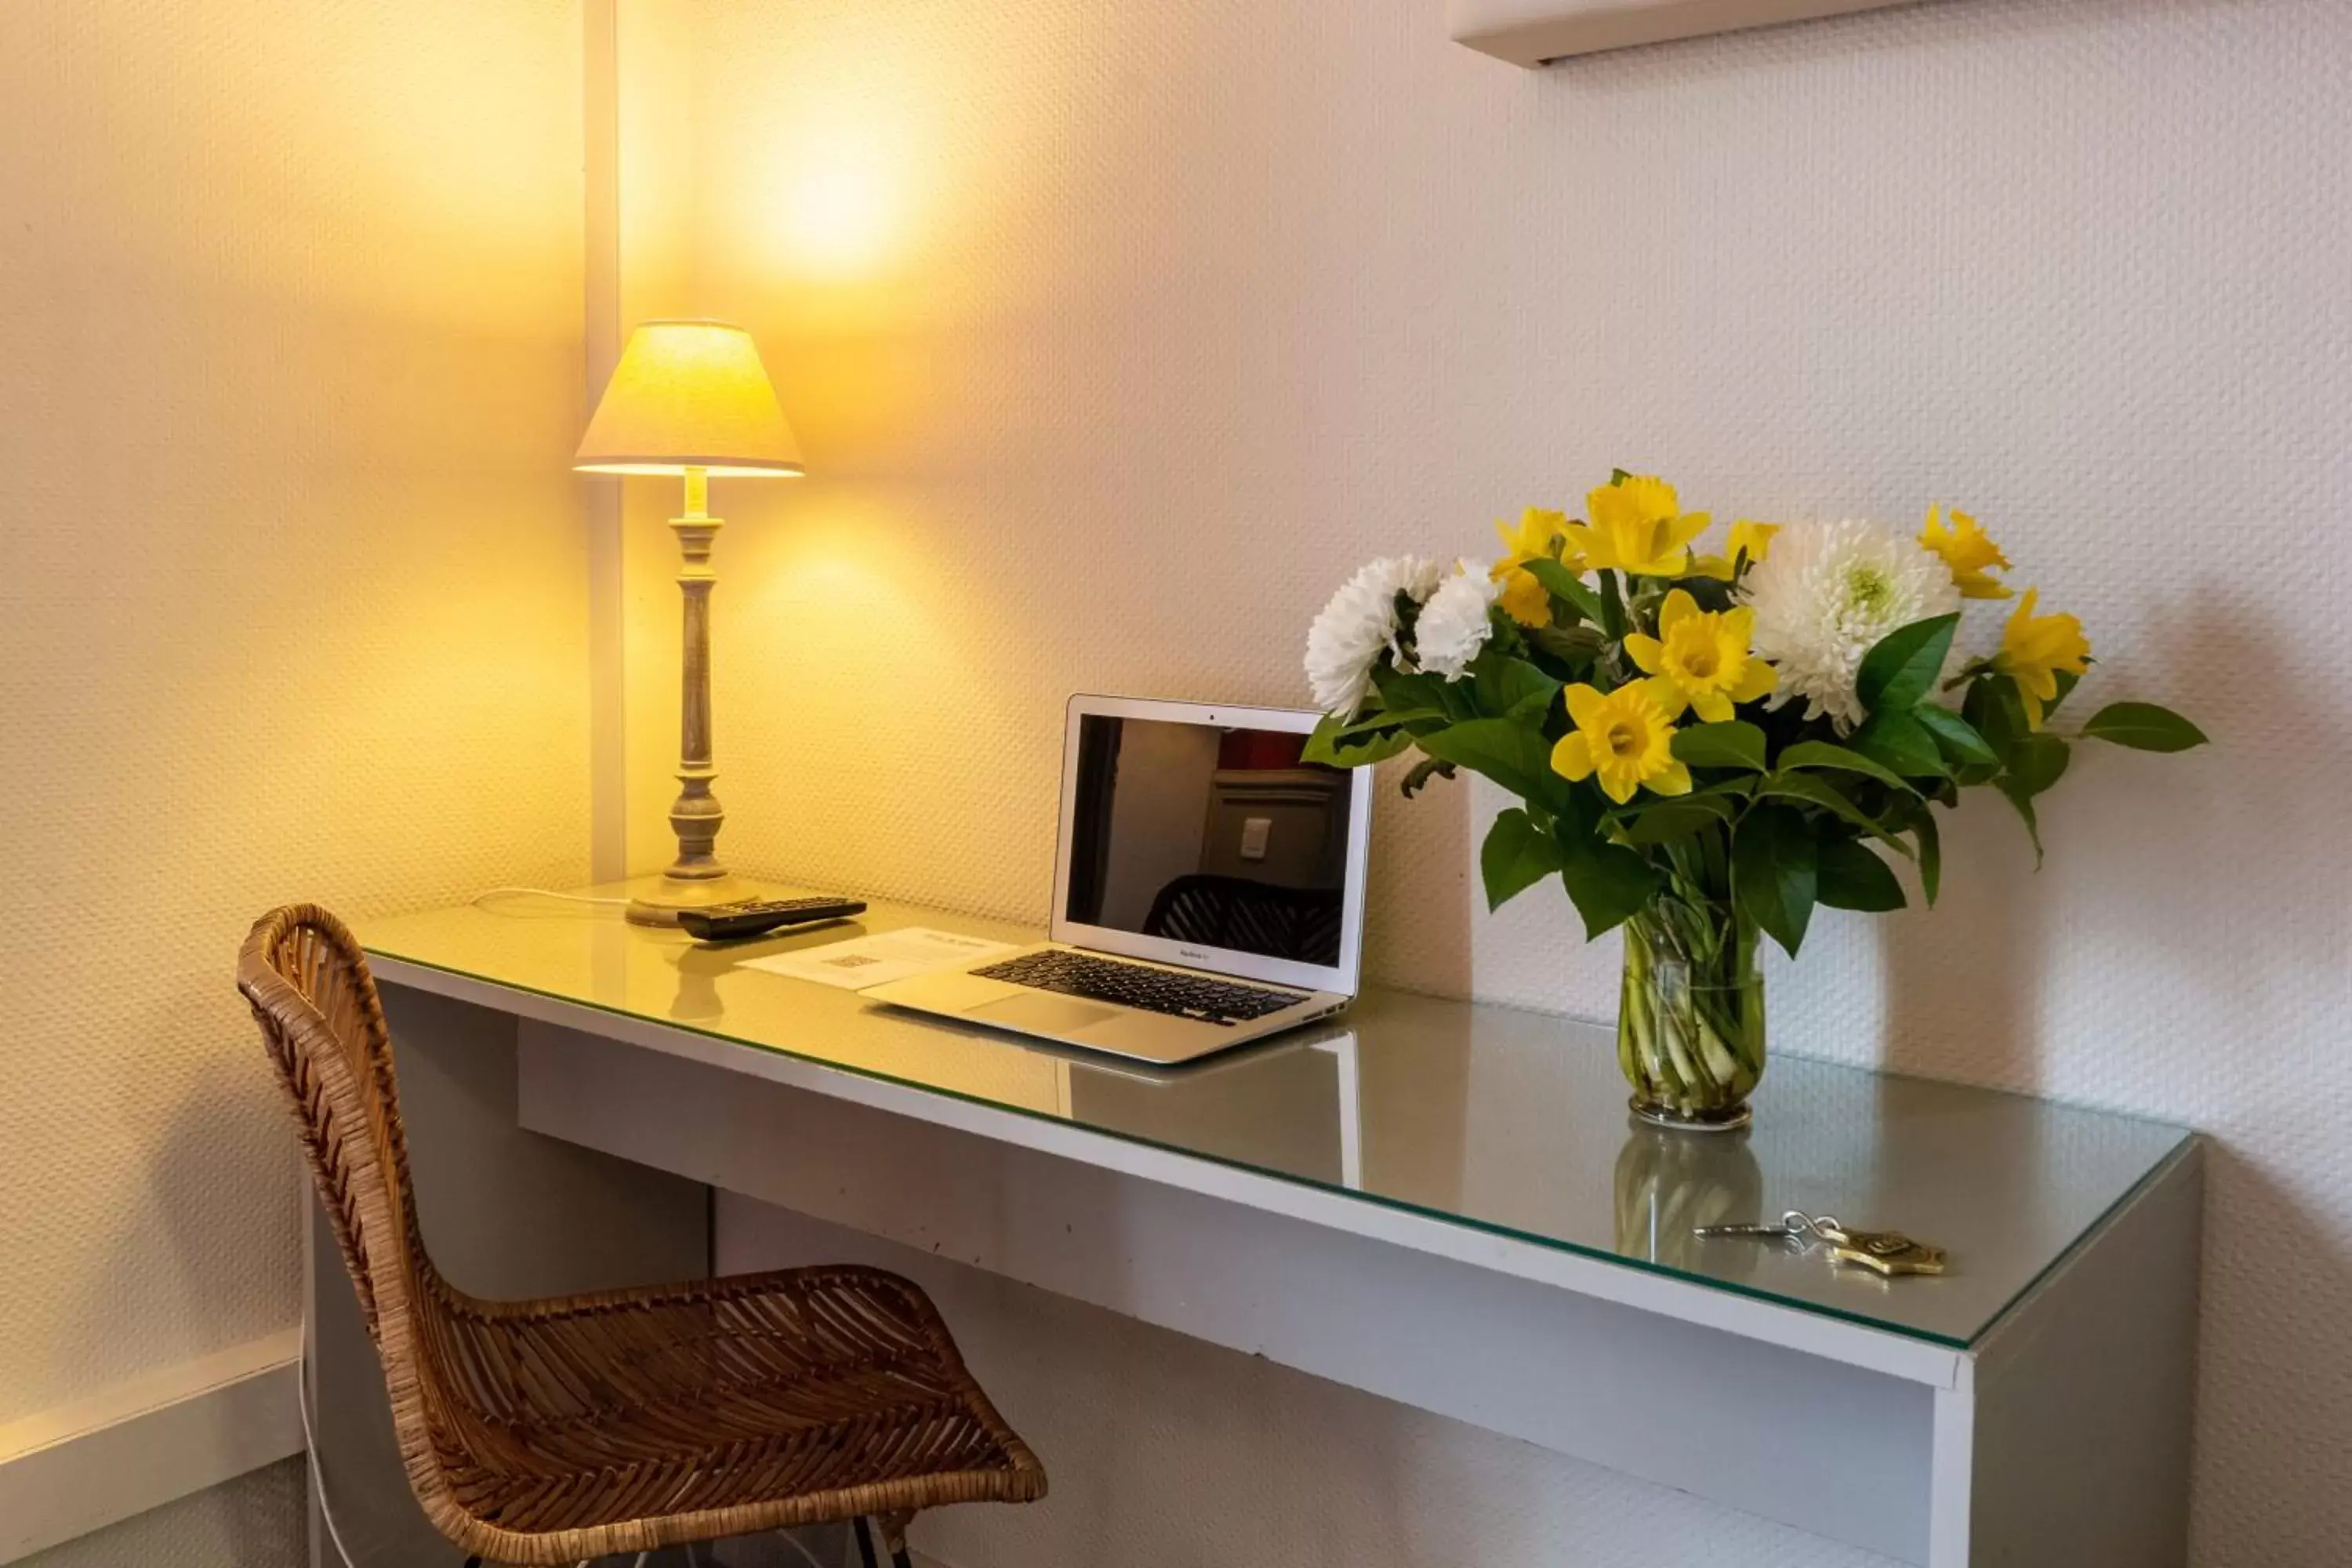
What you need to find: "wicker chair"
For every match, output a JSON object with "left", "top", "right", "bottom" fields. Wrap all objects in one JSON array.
[{"left": 238, "top": 904, "right": 1046, "bottom": 1568}]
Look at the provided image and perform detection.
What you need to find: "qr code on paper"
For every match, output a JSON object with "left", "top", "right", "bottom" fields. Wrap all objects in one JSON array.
[{"left": 823, "top": 953, "right": 881, "bottom": 969}]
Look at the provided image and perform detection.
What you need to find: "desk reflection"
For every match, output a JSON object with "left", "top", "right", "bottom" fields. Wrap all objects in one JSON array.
[{"left": 1065, "top": 1031, "right": 1363, "bottom": 1189}]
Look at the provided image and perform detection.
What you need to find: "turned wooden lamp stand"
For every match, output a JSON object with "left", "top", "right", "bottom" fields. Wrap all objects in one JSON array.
[{"left": 574, "top": 321, "right": 805, "bottom": 926}]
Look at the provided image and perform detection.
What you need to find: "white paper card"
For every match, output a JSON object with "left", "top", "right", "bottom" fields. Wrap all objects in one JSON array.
[{"left": 741, "top": 927, "right": 1022, "bottom": 991}]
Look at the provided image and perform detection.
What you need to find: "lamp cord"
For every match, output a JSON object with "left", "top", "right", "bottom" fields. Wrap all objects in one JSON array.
[{"left": 296, "top": 1340, "right": 363, "bottom": 1568}]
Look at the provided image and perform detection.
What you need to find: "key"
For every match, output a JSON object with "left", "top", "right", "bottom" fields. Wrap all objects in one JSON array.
[
  {"left": 1693, "top": 1210, "right": 1947, "bottom": 1276},
  {"left": 1690, "top": 1218, "right": 1812, "bottom": 1240}
]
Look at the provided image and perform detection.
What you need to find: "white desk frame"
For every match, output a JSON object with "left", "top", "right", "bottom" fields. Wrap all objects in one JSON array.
[{"left": 368, "top": 956, "right": 2201, "bottom": 1568}]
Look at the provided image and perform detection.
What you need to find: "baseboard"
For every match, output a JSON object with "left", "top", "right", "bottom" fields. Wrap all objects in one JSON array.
[{"left": 0, "top": 1329, "right": 305, "bottom": 1563}]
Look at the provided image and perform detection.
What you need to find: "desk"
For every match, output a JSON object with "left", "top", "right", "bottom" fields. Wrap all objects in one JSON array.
[{"left": 338, "top": 891, "right": 2198, "bottom": 1568}]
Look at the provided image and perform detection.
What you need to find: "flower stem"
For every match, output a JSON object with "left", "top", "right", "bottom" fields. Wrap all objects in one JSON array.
[{"left": 1617, "top": 893, "right": 1766, "bottom": 1125}]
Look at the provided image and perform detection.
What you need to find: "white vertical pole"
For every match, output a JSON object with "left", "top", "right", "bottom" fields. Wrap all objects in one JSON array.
[
  {"left": 583, "top": 0, "right": 629, "bottom": 884},
  {"left": 1926, "top": 1363, "right": 1976, "bottom": 1566}
]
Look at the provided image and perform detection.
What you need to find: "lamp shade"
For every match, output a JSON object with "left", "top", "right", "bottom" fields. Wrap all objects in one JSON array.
[{"left": 574, "top": 320, "right": 804, "bottom": 477}]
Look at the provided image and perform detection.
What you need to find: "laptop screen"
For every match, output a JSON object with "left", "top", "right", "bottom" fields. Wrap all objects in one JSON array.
[{"left": 1061, "top": 714, "right": 1356, "bottom": 968}]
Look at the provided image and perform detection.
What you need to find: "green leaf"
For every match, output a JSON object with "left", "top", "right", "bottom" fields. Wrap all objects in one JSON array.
[
  {"left": 1399, "top": 757, "right": 1456, "bottom": 798},
  {"left": 1670, "top": 720, "right": 1769, "bottom": 773},
  {"left": 1733, "top": 804, "right": 1818, "bottom": 956},
  {"left": 1913, "top": 806, "right": 1941, "bottom": 905},
  {"left": 1414, "top": 718, "right": 1568, "bottom": 815},
  {"left": 1303, "top": 712, "right": 1417, "bottom": 768},
  {"left": 1995, "top": 733, "right": 2069, "bottom": 868},
  {"left": 1857, "top": 613, "right": 1962, "bottom": 715},
  {"left": 2044, "top": 667, "right": 2083, "bottom": 720},
  {"left": 1912, "top": 704, "right": 1998, "bottom": 768},
  {"left": 1849, "top": 710, "right": 1949, "bottom": 779},
  {"left": 1332, "top": 706, "right": 1443, "bottom": 738},
  {"left": 1775, "top": 740, "right": 1919, "bottom": 795},
  {"left": 1964, "top": 673, "right": 2030, "bottom": 764},
  {"left": 1607, "top": 788, "right": 1739, "bottom": 823},
  {"left": 1817, "top": 837, "right": 1907, "bottom": 912},
  {"left": 1613, "top": 795, "right": 1736, "bottom": 847},
  {"left": 1598, "top": 569, "right": 1628, "bottom": 641},
  {"left": 1522, "top": 558, "right": 1605, "bottom": 626},
  {"left": 1526, "top": 622, "right": 1606, "bottom": 666},
  {"left": 1302, "top": 711, "right": 1346, "bottom": 764},
  {"left": 1997, "top": 780, "right": 2045, "bottom": 867},
  {"left": 1472, "top": 656, "right": 1565, "bottom": 721},
  {"left": 1480, "top": 808, "right": 1565, "bottom": 912},
  {"left": 2079, "top": 702, "right": 2209, "bottom": 753},
  {"left": 1755, "top": 770, "right": 1915, "bottom": 857},
  {"left": 1373, "top": 662, "right": 1477, "bottom": 723},
  {"left": 1556, "top": 833, "right": 1664, "bottom": 940},
  {"left": 2006, "top": 732, "right": 2072, "bottom": 797}
]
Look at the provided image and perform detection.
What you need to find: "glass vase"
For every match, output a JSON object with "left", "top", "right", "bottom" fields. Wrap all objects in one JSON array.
[{"left": 1617, "top": 897, "right": 1766, "bottom": 1131}]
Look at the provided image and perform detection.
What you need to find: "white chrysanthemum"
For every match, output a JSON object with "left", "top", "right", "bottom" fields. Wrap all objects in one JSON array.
[
  {"left": 1740, "top": 519, "right": 1960, "bottom": 731},
  {"left": 1414, "top": 563, "right": 1503, "bottom": 681},
  {"left": 1305, "top": 555, "right": 1444, "bottom": 714}
]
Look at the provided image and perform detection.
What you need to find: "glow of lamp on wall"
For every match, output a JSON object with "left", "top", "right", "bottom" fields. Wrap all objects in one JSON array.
[{"left": 778, "top": 154, "right": 906, "bottom": 276}]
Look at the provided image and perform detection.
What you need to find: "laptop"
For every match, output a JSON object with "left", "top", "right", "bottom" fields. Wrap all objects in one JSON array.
[{"left": 866, "top": 695, "right": 1374, "bottom": 1065}]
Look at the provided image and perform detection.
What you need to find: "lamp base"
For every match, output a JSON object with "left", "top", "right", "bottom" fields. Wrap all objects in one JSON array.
[{"left": 620, "top": 872, "right": 779, "bottom": 927}]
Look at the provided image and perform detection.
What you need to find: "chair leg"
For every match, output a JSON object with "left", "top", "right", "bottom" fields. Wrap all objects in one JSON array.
[
  {"left": 879, "top": 1511, "right": 916, "bottom": 1568},
  {"left": 853, "top": 1515, "right": 882, "bottom": 1568}
]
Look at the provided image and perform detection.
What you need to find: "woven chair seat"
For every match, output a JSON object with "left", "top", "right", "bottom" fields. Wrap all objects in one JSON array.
[
  {"left": 423, "top": 1265, "right": 1035, "bottom": 1550},
  {"left": 238, "top": 904, "right": 1044, "bottom": 1566}
]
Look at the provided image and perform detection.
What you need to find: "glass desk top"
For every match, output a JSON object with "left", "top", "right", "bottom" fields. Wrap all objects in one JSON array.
[{"left": 361, "top": 891, "right": 2194, "bottom": 1349}]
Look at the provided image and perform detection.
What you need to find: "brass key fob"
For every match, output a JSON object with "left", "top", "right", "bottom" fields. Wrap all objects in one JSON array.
[{"left": 1812, "top": 1218, "right": 1947, "bottom": 1277}]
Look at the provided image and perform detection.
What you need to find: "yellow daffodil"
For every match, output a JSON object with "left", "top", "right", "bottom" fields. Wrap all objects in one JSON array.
[
  {"left": 1624, "top": 589, "right": 1779, "bottom": 723},
  {"left": 1919, "top": 505, "right": 2013, "bottom": 600},
  {"left": 1494, "top": 568, "right": 1551, "bottom": 628},
  {"left": 1489, "top": 506, "right": 1573, "bottom": 629},
  {"left": 1495, "top": 506, "right": 1566, "bottom": 566},
  {"left": 1729, "top": 519, "right": 1778, "bottom": 564},
  {"left": 1552, "top": 682, "right": 1692, "bottom": 804},
  {"left": 1998, "top": 587, "right": 2091, "bottom": 728},
  {"left": 1564, "top": 476, "right": 1711, "bottom": 579},
  {"left": 1693, "top": 518, "right": 1782, "bottom": 580}
]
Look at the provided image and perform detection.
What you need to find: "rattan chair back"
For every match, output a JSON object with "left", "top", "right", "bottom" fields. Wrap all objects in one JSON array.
[{"left": 239, "top": 903, "right": 423, "bottom": 1345}]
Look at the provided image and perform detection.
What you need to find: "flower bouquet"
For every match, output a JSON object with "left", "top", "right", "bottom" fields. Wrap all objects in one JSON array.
[{"left": 1303, "top": 473, "right": 2204, "bottom": 1131}]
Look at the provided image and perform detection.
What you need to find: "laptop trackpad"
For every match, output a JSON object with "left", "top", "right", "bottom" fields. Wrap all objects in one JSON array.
[{"left": 967, "top": 994, "right": 1123, "bottom": 1034}]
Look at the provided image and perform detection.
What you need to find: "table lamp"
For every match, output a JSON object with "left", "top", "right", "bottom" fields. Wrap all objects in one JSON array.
[{"left": 575, "top": 320, "right": 804, "bottom": 926}]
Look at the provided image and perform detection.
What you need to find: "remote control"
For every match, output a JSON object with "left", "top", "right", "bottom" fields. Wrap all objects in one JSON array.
[{"left": 677, "top": 896, "right": 868, "bottom": 942}]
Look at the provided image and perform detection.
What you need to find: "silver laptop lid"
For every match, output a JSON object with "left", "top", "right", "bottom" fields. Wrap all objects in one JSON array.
[{"left": 1051, "top": 695, "right": 1374, "bottom": 996}]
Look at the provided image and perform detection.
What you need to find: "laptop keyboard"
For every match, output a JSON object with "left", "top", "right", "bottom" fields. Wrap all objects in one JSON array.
[{"left": 973, "top": 950, "right": 1308, "bottom": 1026}]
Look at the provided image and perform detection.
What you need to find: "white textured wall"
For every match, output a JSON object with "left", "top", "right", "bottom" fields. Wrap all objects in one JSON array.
[
  {"left": 0, "top": 0, "right": 590, "bottom": 1556},
  {"left": 615, "top": 0, "right": 2350, "bottom": 1561}
]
